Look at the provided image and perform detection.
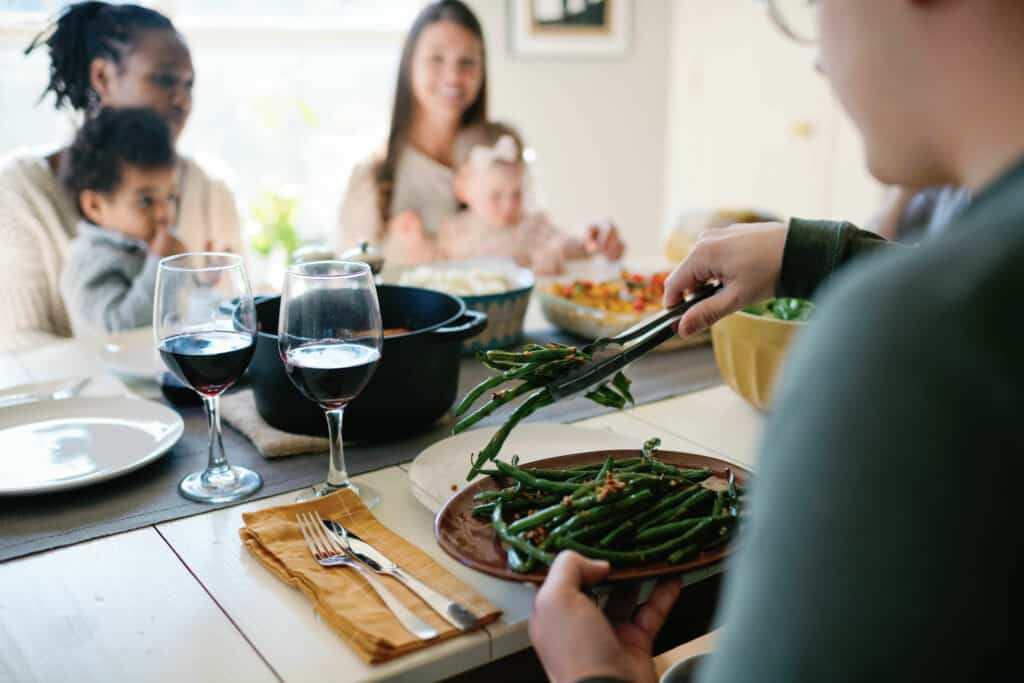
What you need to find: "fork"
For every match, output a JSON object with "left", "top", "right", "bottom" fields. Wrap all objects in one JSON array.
[
  {"left": 322, "top": 519, "right": 481, "bottom": 631},
  {"left": 0, "top": 377, "right": 92, "bottom": 409},
  {"left": 295, "top": 512, "right": 439, "bottom": 640}
]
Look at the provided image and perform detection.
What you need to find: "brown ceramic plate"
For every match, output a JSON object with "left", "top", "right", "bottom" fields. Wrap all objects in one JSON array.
[{"left": 434, "top": 449, "right": 752, "bottom": 584}]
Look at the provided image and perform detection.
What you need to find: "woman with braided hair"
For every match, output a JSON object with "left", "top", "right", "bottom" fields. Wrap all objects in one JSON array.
[{"left": 0, "top": 1, "right": 243, "bottom": 350}]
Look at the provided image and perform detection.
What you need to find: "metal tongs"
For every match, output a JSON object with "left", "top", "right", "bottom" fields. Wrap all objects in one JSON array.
[{"left": 544, "top": 282, "right": 722, "bottom": 401}]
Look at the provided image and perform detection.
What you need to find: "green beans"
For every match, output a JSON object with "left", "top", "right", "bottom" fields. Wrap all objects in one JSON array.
[
  {"left": 492, "top": 502, "right": 554, "bottom": 566},
  {"left": 507, "top": 546, "right": 530, "bottom": 573},
  {"left": 595, "top": 484, "right": 695, "bottom": 547},
  {"left": 473, "top": 486, "right": 518, "bottom": 502},
  {"left": 640, "top": 438, "right": 712, "bottom": 481},
  {"left": 667, "top": 544, "right": 699, "bottom": 564},
  {"left": 493, "top": 459, "right": 582, "bottom": 493},
  {"left": 635, "top": 517, "right": 705, "bottom": 543},
  {"left": 467, "top": 391, "right": 554, "bottom": 479},
  {"left": 505, "top": 493, "right": 563, "bottom": 511},
  {"left": 454, "top": 382, "right": 539, "bottom": 435},
  {"left": 507, "top": 501, "right": 573, "bottom": 534},
  {"left": 454, "top": 361, "right": 539, "bottom": 418},
  {"left": 485, "top": 347, "right": 582, "bottom": 364},
  {"left": 712, "top": 491, "right": 724, "bottom": 518},
  {"left": 636, "top": 514, "right": 732, "bottom": 543},
  {"left": 506, "top": 487, "right": 653, "bottom": 535},
  {"left": 482, "top": 442, "right": 743, "bottom": 574},
  {"left": 639, "top": 488, "right": 715, "bottom": 531},
  {"left": 562, "top": 522, "right": 706, "bottom": 566},
  {"left": 457, "top": 344, "right": 637, "bottom": 479}
]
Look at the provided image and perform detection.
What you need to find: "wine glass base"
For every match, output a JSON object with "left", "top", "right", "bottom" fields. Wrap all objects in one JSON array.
[
  {"left": 295, "top": 481, "right": 379, "bottom": 509},
  {"left": 179, "top": 466, "right": 263, "bottom": 504}
]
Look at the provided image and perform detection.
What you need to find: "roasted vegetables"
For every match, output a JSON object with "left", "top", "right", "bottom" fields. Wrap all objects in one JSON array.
[{"left": 549, "top": 271, "right": 669, "bottom": 314}]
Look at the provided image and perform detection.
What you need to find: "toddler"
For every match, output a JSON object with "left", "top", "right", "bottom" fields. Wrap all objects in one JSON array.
[
  {"left": 396, "top": 122, "right": 624, "bottom": 274},
  {"left": 60, "top": 107, "right": 185, "bottom": 335}
]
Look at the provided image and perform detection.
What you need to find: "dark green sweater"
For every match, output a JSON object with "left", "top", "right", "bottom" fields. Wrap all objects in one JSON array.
[
  {"left": 693, "top": 164, "right": 1020, "bottom": 680},
  {"left": 576, "top": 168, "right": 1019, "bottom": 683}
]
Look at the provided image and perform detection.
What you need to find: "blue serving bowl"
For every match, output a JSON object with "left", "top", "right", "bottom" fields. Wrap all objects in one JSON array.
[
  {"left": 458, "top": 274, "right": 534, "bottom": 353},
  {"left": 394, "top": 258, "right": 535, "bottom": 353}
]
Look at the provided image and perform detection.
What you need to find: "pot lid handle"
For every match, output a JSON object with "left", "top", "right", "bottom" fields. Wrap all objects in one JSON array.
[{"left": 339, "top": 240, "right": 385, "bottom": 275}]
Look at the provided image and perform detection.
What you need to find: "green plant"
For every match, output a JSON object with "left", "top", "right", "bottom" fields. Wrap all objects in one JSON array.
[{"left": 250, "top": 190, "right": 300, "bottom": 258}]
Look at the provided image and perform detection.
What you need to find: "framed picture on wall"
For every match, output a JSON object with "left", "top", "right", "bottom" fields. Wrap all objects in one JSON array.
[{"left": 508, "top": 0, "right": 632, "bottom": 58}]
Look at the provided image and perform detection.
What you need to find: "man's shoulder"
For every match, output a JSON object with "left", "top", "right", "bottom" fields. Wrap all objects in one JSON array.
[
  {"left": 784, "top": 214, "right": 1024, "bottom": 416},
  {"left": 827, "top": 225, "right": 1019, "bottom": 348}
]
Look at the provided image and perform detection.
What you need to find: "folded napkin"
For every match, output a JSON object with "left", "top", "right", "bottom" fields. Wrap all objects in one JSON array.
[
  {"left": 221, "top": 389, "right": 328, "bottom": 458},
  {"left": 239, "top": 489, "right": 501, "bottom": 663}
]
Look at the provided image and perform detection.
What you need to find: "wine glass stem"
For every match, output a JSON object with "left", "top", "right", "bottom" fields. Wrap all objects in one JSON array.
[
  {"left": 202, "top": 394, "right": 230, "bottom": 474},
  {"left": 325, "top": 406, "right": 350, "bottom": 487}
]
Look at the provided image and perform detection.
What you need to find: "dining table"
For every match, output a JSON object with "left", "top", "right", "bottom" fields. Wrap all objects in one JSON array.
[{"left": 0, "top": 326, "right": 764, "bottom": 683}]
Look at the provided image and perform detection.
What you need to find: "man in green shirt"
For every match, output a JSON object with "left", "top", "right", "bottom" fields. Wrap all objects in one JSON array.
[{"left": 528, "top": 1, "right": 1016, "bottom": 681}]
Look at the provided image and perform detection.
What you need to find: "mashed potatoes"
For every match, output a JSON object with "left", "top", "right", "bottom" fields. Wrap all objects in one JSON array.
[{"left": 399, "top": 267, "right": 509, "bottom": 296}]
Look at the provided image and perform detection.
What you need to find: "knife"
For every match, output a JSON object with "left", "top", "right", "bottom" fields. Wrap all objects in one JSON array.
[{"left": 322, "top": 519, "right": 482, "bottom": 631}]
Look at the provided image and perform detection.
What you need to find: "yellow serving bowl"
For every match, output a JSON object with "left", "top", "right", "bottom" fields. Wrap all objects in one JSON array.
[{"left": 711, "top": 311, "right": 805, "bottom": 410}]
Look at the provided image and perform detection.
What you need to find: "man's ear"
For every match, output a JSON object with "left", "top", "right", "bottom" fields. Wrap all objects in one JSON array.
[
  {"left": 79, "top": 189, "right": 107, "bottom": 226},
  {"left": 453, "top": 170, "right": 470, "bottom": 204},
  {"left": 88, "top": 57, "right": 117, "bottom": 103}
]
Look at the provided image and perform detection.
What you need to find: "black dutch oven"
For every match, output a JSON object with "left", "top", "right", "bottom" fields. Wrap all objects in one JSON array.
[{"left": 247, "top": 286, "right": 487, "bottom": 442}]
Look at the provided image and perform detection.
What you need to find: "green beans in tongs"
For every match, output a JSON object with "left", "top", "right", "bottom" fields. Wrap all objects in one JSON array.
[{"left": 457, "top": 343, "right": 636, "bottom": 479}]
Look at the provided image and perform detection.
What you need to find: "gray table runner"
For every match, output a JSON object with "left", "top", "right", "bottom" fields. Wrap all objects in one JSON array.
[{"left": 0, "top": 333, "right": 720, "bottom": 562}]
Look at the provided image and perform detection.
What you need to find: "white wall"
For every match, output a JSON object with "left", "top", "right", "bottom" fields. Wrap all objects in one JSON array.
[
  {"left": 466, "top": 0, "right": 671, "bottom": 265},
  {"left": 662, "top": 0, "right": 883, "bottom": 233},
  {"left": 469, "top": 0, "right": 882, "bottom": 269}
]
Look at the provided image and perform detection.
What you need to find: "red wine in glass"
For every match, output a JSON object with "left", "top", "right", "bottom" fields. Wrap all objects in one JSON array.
[
  {"left": 282, "top": 343, "right": 380, "bottom": 409},
  {"left": 154, "top": 252, "right": 262, "bottom": 504},
  {"left": 160, "top": 331, "right": 255, "bottom": 396},
  {"left": 278, "top": 260, "right": 383, "bottom": 506}
]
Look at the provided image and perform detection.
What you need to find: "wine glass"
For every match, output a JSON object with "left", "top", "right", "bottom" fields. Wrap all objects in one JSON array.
[
  {"left": 278, "top": 261, "right": 383, "bottom": 506},
  {"left": 154, "top": 252, "right": 263, "bottom": 503}
]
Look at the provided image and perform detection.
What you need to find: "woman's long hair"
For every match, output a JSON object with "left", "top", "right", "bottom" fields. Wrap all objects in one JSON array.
[{"left": 374, "top": 0, "right": 488, "bottom": 223}]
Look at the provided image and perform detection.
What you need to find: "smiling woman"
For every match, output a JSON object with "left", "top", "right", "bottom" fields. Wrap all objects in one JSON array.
[{"left": 337, "top": 0, "right": 488, "bottom": 266}]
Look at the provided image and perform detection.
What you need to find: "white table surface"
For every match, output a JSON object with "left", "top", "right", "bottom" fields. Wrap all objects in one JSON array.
[{"left": 0, "top": 338, "right": 764, "bottom": 683}]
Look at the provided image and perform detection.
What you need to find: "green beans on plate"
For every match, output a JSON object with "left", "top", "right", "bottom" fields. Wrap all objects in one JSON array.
[{"left": 476, "top": 438, "right": 745, "bottom": 572}]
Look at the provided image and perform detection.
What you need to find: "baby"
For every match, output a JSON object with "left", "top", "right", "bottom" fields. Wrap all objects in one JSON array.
[
  {"left": 396, "top": 122, "right": 624, "bottom": 274},
  {"left": 60, "top": 107, "right": 185, "bottom": 335}
]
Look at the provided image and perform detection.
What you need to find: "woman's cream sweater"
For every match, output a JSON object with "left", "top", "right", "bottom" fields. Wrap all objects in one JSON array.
[
  {"left": 0, "top": 148, "right": 245, "bottom": 351},
  {"left": 337, "top": 145, "right": 459, "bottom": 265}
]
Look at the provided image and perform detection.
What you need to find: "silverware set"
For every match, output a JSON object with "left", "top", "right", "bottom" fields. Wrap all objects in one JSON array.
[{"left": 296, "top": 511, "right": 481, "bottom": 640}]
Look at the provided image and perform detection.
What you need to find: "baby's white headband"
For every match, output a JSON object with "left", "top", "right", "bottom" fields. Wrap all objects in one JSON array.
[{"left": 468, "top": 134, "right": 521, "bottom": 170}]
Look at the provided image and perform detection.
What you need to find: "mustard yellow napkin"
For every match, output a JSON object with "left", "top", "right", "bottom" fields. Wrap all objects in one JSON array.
[{"left": 239, "top": 489, "right": 501, "bottom": 663}]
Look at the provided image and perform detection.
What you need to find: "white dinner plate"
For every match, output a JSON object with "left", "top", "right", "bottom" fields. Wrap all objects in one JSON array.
[
  {"left": 97, "top": 327, "right": 164, "bottom": 380},
  {"left": 408, "top": 422, "right": 643, "bottom": 513},
  {"left": 0, "top": 397, "right": 184, "bottom": 495}
]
